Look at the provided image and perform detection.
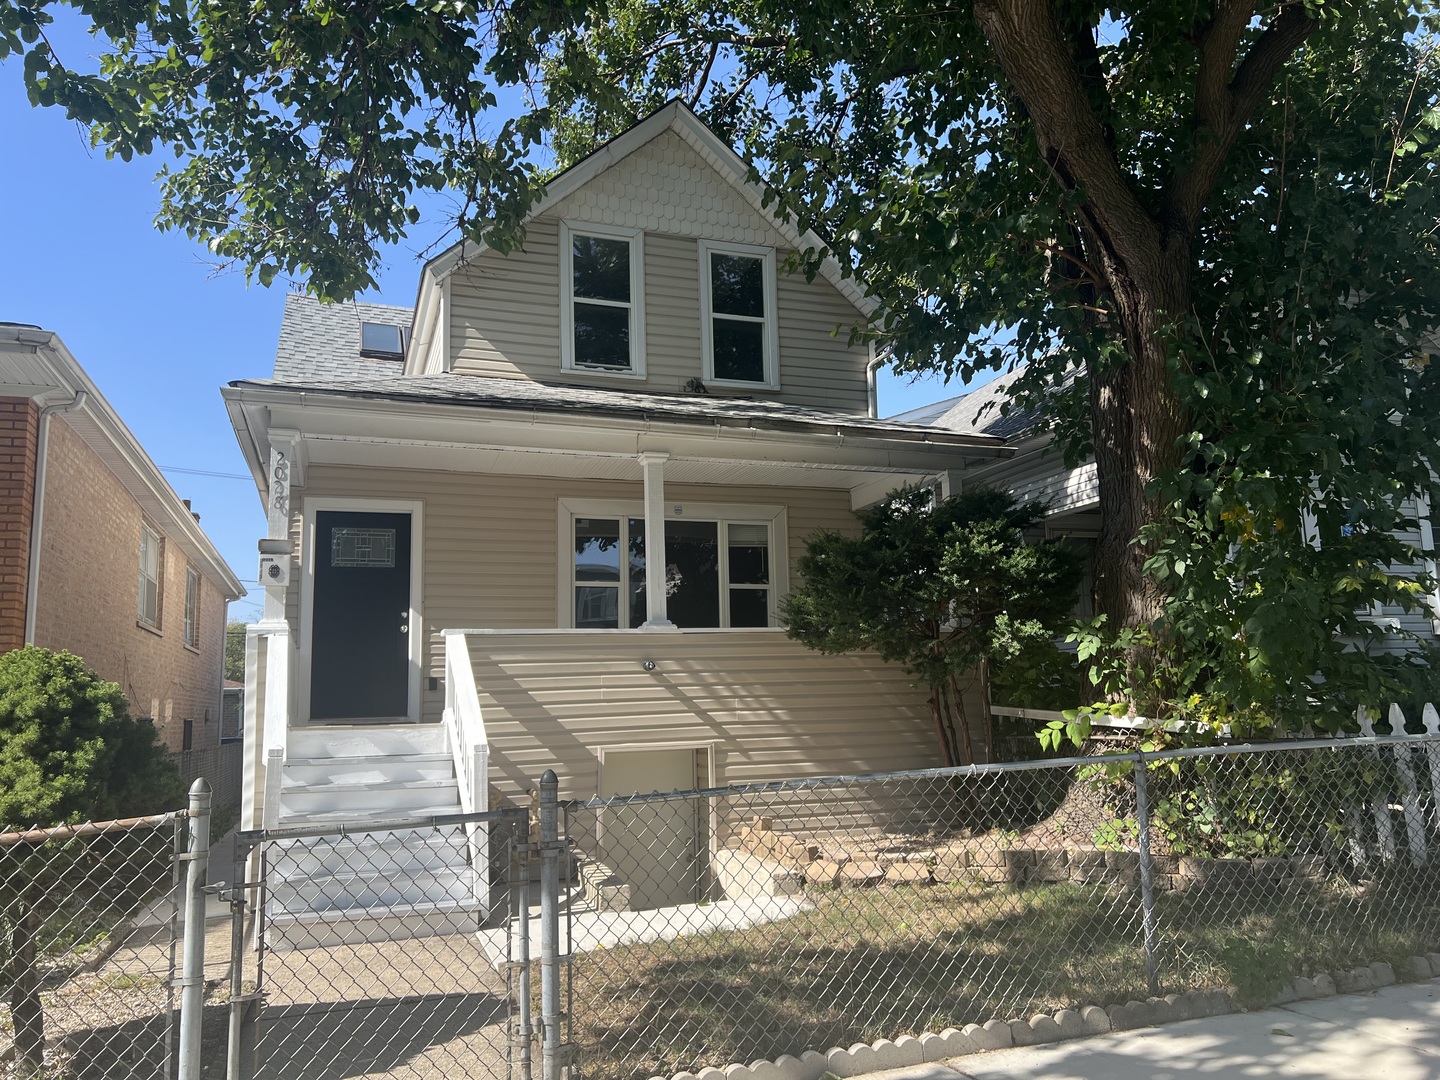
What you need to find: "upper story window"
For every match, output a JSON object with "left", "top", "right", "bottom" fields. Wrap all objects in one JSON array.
[
  {"left": 701, "top": 241, "right": 778, "bottom": 388},
  {"left": 561, "top": 222, "right": 646, "bottom": 378},
  {"left": 183, "top": 566, "right": 201, "bottom": 649},
  {"left": 360, "top": 321, "right": 408, "bottom": 359},
  {"left": 138, "top": 522, "right": 163, "bottom": 630}
]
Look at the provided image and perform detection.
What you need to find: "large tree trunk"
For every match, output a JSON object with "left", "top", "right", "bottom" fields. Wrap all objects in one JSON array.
[
  {"left": 972, "top": 1, "right": 1313, "bottom": 705},
  {"left": 1087, "top": 248, "right": 1192, "bottom": 676}
]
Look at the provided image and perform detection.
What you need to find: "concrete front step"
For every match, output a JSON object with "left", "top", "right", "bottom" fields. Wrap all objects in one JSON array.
[
  {"left": 286, "top": 723, "right": 447, "bottom": 760},
  {"left": 271, "top": 867, "right": 480, "bottom": 913},
  {"left": 268, "top": 829, "right": 471, "bottom": 879},
  {"left": 264, "top": 898, "right": 488, "bottom": 950},
  {"left": 279, "top": 775, "right": 459, "bottom": 813},
  {"left": 283, "top": 753, "right": 454, "bottom": 786}
]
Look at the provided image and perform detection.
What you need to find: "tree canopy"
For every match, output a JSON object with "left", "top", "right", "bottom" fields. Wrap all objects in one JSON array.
[
  {"left": 5, "top": 0, "right": 1439, "bottom": 718},
  {"left": 786, "top": 488, "right": 1084, "bottom": 763},
  {"left": 0, "top": 646, "right": 181, "bottom": 827}
]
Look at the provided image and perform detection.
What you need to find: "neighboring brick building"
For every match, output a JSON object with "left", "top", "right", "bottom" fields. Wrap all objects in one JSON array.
[{"left": 0, "top": 324, "right": 245, "bottom": 754}]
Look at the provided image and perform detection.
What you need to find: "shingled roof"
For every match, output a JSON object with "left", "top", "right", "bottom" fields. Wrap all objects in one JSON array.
[
  {"left": 273, "top": 294, "right": 413, "bottom": 380},
  {"left": 230, "top": 368, "right": 1008, "bottom": 448}
]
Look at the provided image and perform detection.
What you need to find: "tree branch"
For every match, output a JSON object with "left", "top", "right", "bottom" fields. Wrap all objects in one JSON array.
[
  {"left": 1166, "top": 1, "right": 1315, "bottom": 234},
  {"left": 972, "top": 0, "right": 1160, "bottom": 273}
]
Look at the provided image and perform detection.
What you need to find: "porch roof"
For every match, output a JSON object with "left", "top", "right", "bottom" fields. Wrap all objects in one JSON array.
[{"left": 228, "top": 371, "right": 1009, "bottom": 450}]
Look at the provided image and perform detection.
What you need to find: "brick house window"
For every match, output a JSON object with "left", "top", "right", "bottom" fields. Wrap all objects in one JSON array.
[
  {"left": 182, "top": 718, "right": 194, "bottom": 752},
  {"left": 183, "top": 566, "right": 200, "bottom": 649},
  {"left": 138, "top": 523, "right": 163, "bottom": 629}
]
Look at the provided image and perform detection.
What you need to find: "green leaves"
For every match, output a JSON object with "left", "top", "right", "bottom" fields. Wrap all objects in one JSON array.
[
  {"left": 0, "top": 647, "right": 181, "bottom": 828},
  {"left": 786, "top": 486, "right": 1085, "bottom": 694}
]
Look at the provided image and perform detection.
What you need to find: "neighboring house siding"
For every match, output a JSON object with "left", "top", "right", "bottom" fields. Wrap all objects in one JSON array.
[
  {"left": 31, "top": 416, "right": 228, "bottom": 751},
  {"left": 464, "top": 631, "right": 939, "bottom": 803},
  {"left": 447, "top": 130, "right": 871, "bottom": 412},
  {"left": 288, "top": 463, "right": 862, "bottom": 721},
  {"left": 0, "top": 398, "right": 38, "bottom": 652}
]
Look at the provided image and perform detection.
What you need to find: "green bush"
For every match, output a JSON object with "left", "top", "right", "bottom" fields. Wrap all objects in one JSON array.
[{"left": 0, "top": 646, "right": 183, "bottom": 1075}]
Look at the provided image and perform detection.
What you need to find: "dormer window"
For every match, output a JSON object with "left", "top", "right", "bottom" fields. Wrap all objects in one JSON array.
[
  {"left": 561, "top": 222, "right": 646, "bottom": 377},
  {"left": 701, "top": 241, "right": 777, "bottom": 388},
  {"left": 360, "top": 322, "right": 408, "bottom": 359}
]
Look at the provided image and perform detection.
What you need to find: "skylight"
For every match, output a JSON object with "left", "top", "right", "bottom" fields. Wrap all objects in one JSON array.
[{"left": 360, "top": 322, "right": 407, "bottom": 359}]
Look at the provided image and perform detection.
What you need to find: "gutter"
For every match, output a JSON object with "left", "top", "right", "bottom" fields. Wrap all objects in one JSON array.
[
  {"left": 25, "top": 390, "right": 87, "bottom": 644},
  {"left": 224, "top": 381, "right": 1014, "bottom": 457}
]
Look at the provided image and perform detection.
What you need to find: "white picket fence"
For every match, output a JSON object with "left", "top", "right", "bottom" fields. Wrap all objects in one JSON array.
[{"left": 1349, "top": 702, "right": 1440, "bottom": 869}]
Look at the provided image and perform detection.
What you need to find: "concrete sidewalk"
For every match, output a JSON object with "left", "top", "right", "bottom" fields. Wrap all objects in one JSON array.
[{"left": 869, "top": 982, "right": 1440, "bottom": 1079}]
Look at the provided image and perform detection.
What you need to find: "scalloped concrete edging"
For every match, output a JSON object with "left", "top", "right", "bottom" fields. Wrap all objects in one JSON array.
[{"left": 648, "top": 953, "right": 1440, "bottom": 1080}]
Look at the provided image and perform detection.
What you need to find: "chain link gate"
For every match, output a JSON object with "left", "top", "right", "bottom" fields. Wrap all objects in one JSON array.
[
  {"left": 1, "top": 811, "right": 187, "bottom": 1080},
  {"left": 225, "top": 805, "right": 532, "bottom": 1079}
]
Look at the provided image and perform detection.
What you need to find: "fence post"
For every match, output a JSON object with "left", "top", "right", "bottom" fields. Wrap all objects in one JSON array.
[
  {"left": 178, "top": 778, "right": 212, "bottom": 1080},
  {"left": 515, "top": 807, "right": 534, "bottom": 1080},
  {"left": 539, "top": 770, "right": 563, "bottom": 1080},
  {"left": 226, "top": 834, "right": 254, "bottom": 1080},
  {"left": 1131, "top": 754, "right": 1161, "bottom": 997},
  {"left": 1389, "top": 704, "right": 1427, "bottom": 866}
]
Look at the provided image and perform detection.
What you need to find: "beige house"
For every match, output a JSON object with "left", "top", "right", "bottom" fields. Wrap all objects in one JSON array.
[
  {"left": 223, "top": 103, "right": 1010, "bottom": 926},
  {"left": 0, "top": 325, "right": 245, "bottom": 761}
]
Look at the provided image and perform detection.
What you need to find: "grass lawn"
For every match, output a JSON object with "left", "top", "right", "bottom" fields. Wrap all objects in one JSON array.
[{"left": 570, "top": 869, "right": 1440, "bottom": 1079}]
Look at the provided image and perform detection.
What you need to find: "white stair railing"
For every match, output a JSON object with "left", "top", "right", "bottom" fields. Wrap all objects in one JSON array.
[{"left": 443, "top": 631, "right": 491, "bottom": 905}]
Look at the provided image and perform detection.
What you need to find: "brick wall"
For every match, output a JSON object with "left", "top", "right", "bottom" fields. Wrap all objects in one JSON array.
[
  {"left": 0, "top": 398, "right": 39, "bottom": 652},
  {"left": 30, "top": 416, "right": 228, "bottom": 752}
]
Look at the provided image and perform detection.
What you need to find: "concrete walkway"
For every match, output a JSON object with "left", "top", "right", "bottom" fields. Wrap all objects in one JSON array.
[{"left": 868, "top": 982, "right": 1440, "bottom": 1079}]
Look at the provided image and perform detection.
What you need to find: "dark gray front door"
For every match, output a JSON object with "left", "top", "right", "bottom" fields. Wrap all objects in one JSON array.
[{"left": 310, "top": 510, "right": 412, "bottom": 721}]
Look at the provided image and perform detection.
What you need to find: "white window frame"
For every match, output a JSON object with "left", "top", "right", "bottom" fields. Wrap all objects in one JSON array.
[
  {"left": 138, "top": 522, "right": 163, "bottom": 631},
  {"left": 699, "top": 240, "right": 779, "bottom": 390},
  {"left": 560, "top": 221, "right": 647, "bottom": 379},
  {"left": 557, "top": 499, "right": 789, "bottom": 629},
  {"left": 183, "top": 565, "right": 200, "bottom": 650}
]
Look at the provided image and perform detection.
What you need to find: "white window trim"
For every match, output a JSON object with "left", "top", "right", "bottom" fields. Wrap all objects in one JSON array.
[
  {"left": 297, "top": 497, "right": 426, "bottom": 725},
  {"left": 560, "top": 221, "right": 647, "bottom": 380},
  {"left": 138, "top": 521, "right": 163, "bottom": 631},
  {"left": 699, "top": 240, "right": 780, "bottom": 391},
  {"left": 556, "top": 498, "right": 789, "bottom": 629}
]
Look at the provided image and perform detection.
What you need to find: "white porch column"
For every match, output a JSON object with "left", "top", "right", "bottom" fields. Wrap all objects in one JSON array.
[
  {"left": 638, "top": 451, "right": 675, "bottom": 629},
  {"left": 261, "top": 433, "right": 298, "bottom": 621}
]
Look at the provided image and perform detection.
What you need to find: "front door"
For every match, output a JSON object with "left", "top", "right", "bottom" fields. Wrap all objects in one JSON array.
[{"left": 310, "top": 510, "right": 413, "bottom": 721}]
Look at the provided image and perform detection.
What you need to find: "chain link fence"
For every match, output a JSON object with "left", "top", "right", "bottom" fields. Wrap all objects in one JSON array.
[
  {"left": 233, "top": 807, "right": 529, "bottom": 1080},
  {"left": 1, "top": 812, "right": 185, "bottom": 1080},
  {"left": 561, "top": 732, "right": 1440, "bottom": 1080}
]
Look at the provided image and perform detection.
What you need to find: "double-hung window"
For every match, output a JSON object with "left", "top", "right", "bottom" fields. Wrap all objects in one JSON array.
[
  {"left": 700, "top": 241, "right": 777, "bottom": 388},
  {"left": 561, "top": 223, "right": 645, "bottom": 376},
  {"left": 138, "top": 523, "right": 163, "bottom": 630},
  {"left": 183, "top": 566, "right": 200, "bottom": 649},
  {"left": 567, "top": 506, "right": 780, "bottom": 628}
]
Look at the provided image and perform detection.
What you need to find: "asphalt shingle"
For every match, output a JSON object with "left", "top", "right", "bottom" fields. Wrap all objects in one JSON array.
[{"left": 273, "top": 294, "right": 413, "bottom": 381}]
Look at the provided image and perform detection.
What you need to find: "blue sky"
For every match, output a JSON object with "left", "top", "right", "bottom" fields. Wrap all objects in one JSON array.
[{"left": 1, "top": 53, "right": 962, "bottom": 624}]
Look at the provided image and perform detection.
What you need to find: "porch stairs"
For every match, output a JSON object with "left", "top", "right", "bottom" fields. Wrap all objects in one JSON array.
[{"left": 263, "top": 724, "right": 486, "bottom": 948}]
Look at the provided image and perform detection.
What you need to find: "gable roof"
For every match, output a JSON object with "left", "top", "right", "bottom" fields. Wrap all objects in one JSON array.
[
  {"left": 274, "top": 294, "right": 413, "bottom": 381},
  {"left": 902, "top": 366, "right": 1068, "bottom": 442},
  {"left": 408, "top": 101, "right": 875, "bottom": 371}
]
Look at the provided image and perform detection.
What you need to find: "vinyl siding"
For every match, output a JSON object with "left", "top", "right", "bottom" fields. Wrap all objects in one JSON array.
[
  {"left": 460, "top": 630, "right": 940, "bottom": 803},
  {"left": 447, "top": 129, "right": 871, "bottom": 412},
  {"left": 288, "top": 464, "right": 864, "bottom": 719}
]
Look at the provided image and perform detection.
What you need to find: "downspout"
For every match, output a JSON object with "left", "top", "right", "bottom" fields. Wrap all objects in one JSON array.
[
  {"left": 24, "top": 390, "right": 87, "bottom": 645},
  {"left": 865, "top": 342, "right": 883, "bottom": 419}
]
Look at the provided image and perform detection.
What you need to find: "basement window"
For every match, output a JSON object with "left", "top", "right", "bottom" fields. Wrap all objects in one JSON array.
[{"left": 360, "top": 322, "right": 408, "bottom": 360}]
